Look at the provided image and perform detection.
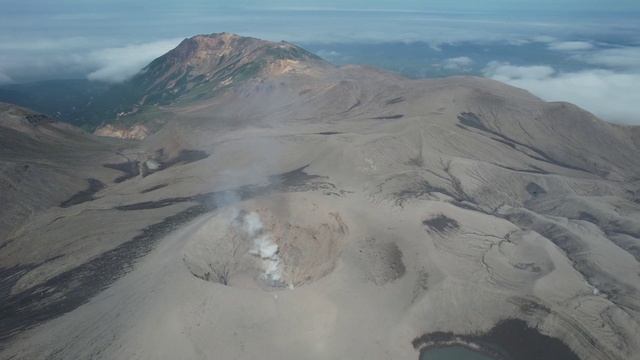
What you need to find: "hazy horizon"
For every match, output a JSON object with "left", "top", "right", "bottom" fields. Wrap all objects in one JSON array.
[{"left": 1, "top": 1, "right": 639, "bottom": 123}]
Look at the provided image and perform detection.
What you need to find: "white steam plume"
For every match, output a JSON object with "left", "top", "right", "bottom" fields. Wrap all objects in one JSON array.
[{"left": 239, "top": 211, "right": 284, "bottom": 284}]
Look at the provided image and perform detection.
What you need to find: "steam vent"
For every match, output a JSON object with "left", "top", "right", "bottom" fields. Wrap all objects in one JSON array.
[{"left": 183, "top": 194, "right": 348, "bottom": 289}]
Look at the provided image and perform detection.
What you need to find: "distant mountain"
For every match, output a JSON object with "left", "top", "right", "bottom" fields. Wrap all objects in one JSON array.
[
  {"left": 0, "top": 33, "right": 328, "bottom": 133},
  {"left": 91, "top": 33, "right": 329, "bottom": 133},
  {"left": 126, "top": 32, "right": 326, "bottom": 106}
]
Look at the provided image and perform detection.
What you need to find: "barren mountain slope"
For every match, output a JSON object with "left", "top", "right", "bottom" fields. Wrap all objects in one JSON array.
[
  {"left": 1, "top": 34, "right": 639, "bottom": 360},
  {"left": 0, "top": 103, "right": 135, "bottom": 242}
]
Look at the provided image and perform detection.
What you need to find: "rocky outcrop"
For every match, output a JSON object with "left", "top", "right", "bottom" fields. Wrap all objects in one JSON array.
[{"left": 94, "top": 124, "right": 149, "bottom": 140}]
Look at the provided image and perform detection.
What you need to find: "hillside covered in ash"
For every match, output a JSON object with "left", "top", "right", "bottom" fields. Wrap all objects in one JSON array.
[{"left": 1, "top": 33, "right": 639, "bottom": 360}]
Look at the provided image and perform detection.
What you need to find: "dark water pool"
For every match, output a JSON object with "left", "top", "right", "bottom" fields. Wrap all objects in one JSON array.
[
  {"left": 420, "top": 346, "right": 496, "bottom": 360},
  {"left": 413, "top": 319, "right": 581, "bottom": 360}
]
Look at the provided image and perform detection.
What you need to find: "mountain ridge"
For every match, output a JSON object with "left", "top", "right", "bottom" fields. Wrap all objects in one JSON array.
[
  {"left": 127, "top": 33, "right": 327, "bottom": 107},
  {"left": 0, "top": 33, "right": 330, "bottom": 131}
]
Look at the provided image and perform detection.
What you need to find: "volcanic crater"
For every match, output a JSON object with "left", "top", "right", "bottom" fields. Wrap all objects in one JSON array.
[{"left": 183, "top": 194, "right": 348, "bottom": 290}]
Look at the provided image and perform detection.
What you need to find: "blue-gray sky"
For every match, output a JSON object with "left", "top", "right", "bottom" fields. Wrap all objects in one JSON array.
[
  {"left": 4, "top": 0, "right": 640, "bottom": 12},
  {"left": 0, "top": 0, "right": 639, "bottom": 123}
]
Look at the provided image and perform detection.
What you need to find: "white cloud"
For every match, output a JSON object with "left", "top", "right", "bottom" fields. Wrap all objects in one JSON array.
[
  {"left": 484, "top": 62, "right": 640, "bottom": 124},
  {"left": 576, "top": 47, "right": 640, "bottom": 70},
  {"left": 485, "top": 62, "right": 555, "bottom": 80},
  {"left": 87, "top": 39, "right": 182, "bottom": 83},
  {"left": 548, "top": 41, "right": 594, "bottom": 51},
  {"left": 0, "top": 37, "right": 183, "bottom": 83},
  {"left": 442, "top": 56, "right": 474, "bottom": 71}
]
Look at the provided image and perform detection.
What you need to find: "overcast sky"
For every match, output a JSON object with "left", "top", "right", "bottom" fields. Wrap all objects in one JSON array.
[{"left": 0, "top": 0, "right": 639, "bottom": 123}]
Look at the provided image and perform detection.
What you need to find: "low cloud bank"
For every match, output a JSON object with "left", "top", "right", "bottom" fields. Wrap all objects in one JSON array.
[
  {"left": 0, "top": 37, "right": 182, "bottom": 84},
  {"left": 443, "top": 56, "right": 474, "bottom": 71},
  {"left": 484, "top": 62, "right": 640, "bottom": 124},
  {"left": 576, "top": 47, "right": 640, "bottom": 70},
  {"left": 548, "top": 41, "right": 594, "bottom": 51},
  {"left": 87, "top": 39, "right": 182, "bottom": 83}
]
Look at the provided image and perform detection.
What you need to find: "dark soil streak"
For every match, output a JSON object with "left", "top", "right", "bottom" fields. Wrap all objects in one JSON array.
[
  {"left": 0, "top": 265, "right": 36, "bottom": 303},
  {"left": 59, "top": 179, "right": 106, "bottom": 208},
  {"left": 0, "top": 166, "right": 330, "bottom": 343},
  {"left": 385, "top": 97, "right": 405, "bottom": 105},
  {"left": 343, "top": 99, "right": 361, "bottom": 113},
  {"left": 490, "top": 163, "right": 549, "bottom": 175},
  {"left": 115, "top": 196, "right": 196, "bottom": 211},
  {"left": 371, "top": 114, "right": 404, "bottom": 120},
  {"left": 140, "top": 184, "right": 169, "bottom": 194},
  {"left": 0, "top": 204, "right": 207, "bottom": 343},
  {"left": 423, "top": 215, "right": 459, "bottom": 234},
  {"left": 103, "top": 161, "right": 140, "bottom": 183},
  {"left": 458, "top": 112, "right": 594, "bottom": 175},
  {"left": 391, "top": 178, "right": 461, "bottom": 207}
]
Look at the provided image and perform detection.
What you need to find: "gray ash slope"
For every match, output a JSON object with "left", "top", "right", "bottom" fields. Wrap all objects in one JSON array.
[{"left": 1, "top": 33, "right": 639, "bottom": 360}]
